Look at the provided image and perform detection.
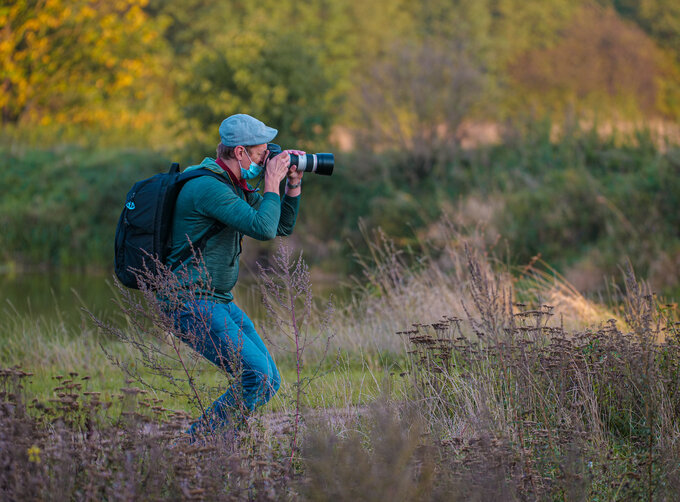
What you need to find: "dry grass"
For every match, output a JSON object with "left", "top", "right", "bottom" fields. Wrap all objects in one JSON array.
[
  {"left": 328, "top": 221, "right": 612, "bottom": 357},
  {"left": 0, "top": 368, "right": 297, "bottom": 501},
  {"left": 2, "top": 223, "right": 678, "bottom": 499},
  {"left": 400, "top": 250, "right": 680, "bottom": 499}
]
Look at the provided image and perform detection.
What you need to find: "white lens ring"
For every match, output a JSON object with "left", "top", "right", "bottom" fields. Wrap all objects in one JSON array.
[{"left": 297, "top": 154, "right": 307, "bottom": 171}]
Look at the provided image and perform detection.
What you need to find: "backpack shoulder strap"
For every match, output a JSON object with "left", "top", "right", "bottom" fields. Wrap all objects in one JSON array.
[
  {"left": 177, "top": 167, "right": 231, "bottom": 186},
  {"left": 173, "top": 168, "right": 235, "bottom": 269}
]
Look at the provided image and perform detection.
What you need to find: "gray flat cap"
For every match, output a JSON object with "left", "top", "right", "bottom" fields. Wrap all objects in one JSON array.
[{"left": 219, "top": 114, "right": 278, "bottom": 147}]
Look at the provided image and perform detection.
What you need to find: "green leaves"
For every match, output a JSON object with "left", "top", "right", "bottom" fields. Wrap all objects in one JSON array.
[{"left": 178, "top": 30, "right": 333, "bottom": 149}]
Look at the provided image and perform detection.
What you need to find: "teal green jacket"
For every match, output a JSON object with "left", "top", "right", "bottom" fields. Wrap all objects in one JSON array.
[{"left": 166, "top": 157, "right": 300, "bottom": 303}]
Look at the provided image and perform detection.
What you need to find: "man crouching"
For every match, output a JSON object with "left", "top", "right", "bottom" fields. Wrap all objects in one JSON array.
[{"left": 166, "top": 113, "right": 303, "bottom": 439}]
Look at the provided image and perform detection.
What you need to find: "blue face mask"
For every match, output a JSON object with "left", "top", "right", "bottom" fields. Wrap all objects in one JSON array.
[{"left": 240, "top": 150, "right": 263, "bottom": 180}]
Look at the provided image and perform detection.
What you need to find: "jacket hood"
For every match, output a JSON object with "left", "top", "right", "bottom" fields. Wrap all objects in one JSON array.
[{"left": 183, "top": 157, "right": 227, "bottom": 176}]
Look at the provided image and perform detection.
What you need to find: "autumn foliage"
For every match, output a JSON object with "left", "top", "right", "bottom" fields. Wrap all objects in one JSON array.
[{"left": 2, "top": 0, "right": 680, "bottom": 147}]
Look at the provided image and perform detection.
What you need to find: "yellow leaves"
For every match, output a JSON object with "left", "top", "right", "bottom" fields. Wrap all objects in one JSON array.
[
  {"left": 141, "top": 31, "right": 156, "bottom": 44},
  {"left": 0, "top": 39, "right": 12, "bottom": 54},
  {"left": 125, "top": 5, "right": 146, "bottom": 29},
  {"left": 79, "top": 5, "right": 96, "bottom": 20},
  {"left": 44, "top": 0, "right": 61, "bottom": 10},
  {"left": 22, "top": 18, "right": 41, "bottom": 33},
  {"left": 99, "top": 14, "right": 117, "bottom": 30},
  {"left": 0, "top": 0, "right": 169, "bottom": 138},
  {"left": 115, "top": 73, "right": 134, "bottom": 90},
  {"left": 33, "top": 37, "right": 48, "bottom": 52},
  {"left": 122, "top": 59, "right": 144, "bottom": 75},
  {"left": 27, "top": 445, "right": 41, "bottom": 463}
]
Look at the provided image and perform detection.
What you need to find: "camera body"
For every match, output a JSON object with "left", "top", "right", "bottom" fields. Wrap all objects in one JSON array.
[{"left": 266, "top": 143, "right": 334, "bottom": 176}]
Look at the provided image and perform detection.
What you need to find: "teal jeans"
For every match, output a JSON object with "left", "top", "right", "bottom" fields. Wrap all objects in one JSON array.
[{"left": 174, "top": 299, "right": 280, "bottom": 436}]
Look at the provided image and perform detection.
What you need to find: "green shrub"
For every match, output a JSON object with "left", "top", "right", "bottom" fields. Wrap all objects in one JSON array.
[{"left": 0, "top": 147, "right": 168, "bottom": 269}]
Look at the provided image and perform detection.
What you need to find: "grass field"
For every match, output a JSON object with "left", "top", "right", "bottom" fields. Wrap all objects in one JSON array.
[{"left": 2, "top": 230, "right": 679, "bottom": 500}]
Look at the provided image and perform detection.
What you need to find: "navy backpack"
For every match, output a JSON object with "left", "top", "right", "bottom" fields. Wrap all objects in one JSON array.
[{"left": 114, "top": 162, "right": 229, "bottom": 289}]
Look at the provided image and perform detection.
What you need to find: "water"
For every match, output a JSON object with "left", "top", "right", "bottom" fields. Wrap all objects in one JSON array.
[{"left": 0, "top": 272, "right": 348, "bottom": 332}]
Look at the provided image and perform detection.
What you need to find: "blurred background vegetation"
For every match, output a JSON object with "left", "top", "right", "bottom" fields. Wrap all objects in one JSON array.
[{"left": 2, "top": 0, "right": 680, "bottom": 298}]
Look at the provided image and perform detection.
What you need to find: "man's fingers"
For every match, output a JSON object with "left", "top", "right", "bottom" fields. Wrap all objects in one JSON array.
[
  {"left": 270, "top": 155, "right": 290, "bottom": 182},
  {"left": 284, "top": 149, "right": 306, "bottom": 156},
  {"left": 277, "top": 153, "right": 290, "bottom": 167}
]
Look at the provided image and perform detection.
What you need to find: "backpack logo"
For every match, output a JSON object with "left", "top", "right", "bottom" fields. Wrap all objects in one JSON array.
[{"left": 125, "top": 201, "right": 136, "bottom": 210}]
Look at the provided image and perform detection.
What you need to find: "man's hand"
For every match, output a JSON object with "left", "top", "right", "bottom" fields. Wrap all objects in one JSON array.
[
  {"left": 284, "top": 149, "right": 305, "bottom": 195},
  {"left": 264, "top": 151, "right": 290, "bottom": 194}
]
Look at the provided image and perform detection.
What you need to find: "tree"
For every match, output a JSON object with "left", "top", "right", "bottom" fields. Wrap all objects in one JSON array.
[
  {"left": 509, "top": 4, "right": 677, "bottom": 119},
  {"left": 350, "top": 37, "right": 487, "bottom": 176},
  {"left": 149, "top": 0, "right": 419, "bottom": 150},
  {"left": 607, "top": 0, "right": 680, "bottom": 61},
  {"left": 177, "top": 29, "right": 334, "bottom": 149},
  {"left": 0, "top": 0, "right": 170, "bottom": 143}
]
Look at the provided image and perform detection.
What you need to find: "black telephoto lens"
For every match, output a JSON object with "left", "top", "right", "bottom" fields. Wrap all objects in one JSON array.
[
  {"left": 266, "top": 144, "right": 334, "bottom": 176},
  {"left": 290, "top": 153, "right": 334, "bottom": 176}
]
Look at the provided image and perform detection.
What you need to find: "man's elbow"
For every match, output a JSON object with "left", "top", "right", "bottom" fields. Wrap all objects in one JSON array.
[
  {"left": 277, "top": 226, "right": 294, "bottom": 237},
  {"left": 249, "top": 217, "right": 278, "bottom": 240},
  {"left": 257, "top": 227, "right": 277, "bottom": 240}
]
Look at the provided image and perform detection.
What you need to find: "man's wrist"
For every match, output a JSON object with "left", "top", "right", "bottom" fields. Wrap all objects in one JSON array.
[
  {"left": 264, "top": 180, "right": 281, "bottom": 194},
  {"left": 286, "top": 179, "right": 301, "bottom": 189}
]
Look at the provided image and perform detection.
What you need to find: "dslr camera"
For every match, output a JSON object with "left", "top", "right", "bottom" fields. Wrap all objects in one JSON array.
[{"left": 265, "top": 143, "right": 334, "bottom": 176}]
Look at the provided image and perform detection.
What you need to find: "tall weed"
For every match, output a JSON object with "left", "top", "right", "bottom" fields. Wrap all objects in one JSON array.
[{"left": 401, "top": 249, "right": 680, "bottom": 499}]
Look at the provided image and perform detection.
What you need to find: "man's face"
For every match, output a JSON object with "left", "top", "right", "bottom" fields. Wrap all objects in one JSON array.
[{"left": 240, "top": 143, "right": 267, "bottom": 166}]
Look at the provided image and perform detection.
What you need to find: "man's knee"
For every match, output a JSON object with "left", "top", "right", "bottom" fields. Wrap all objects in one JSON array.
[
  {"left": 251, "top": 365, "right": 280, "bottom": 399},
  {"left": 271, "top": 365, "right": 281, "bottom": 393}
]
